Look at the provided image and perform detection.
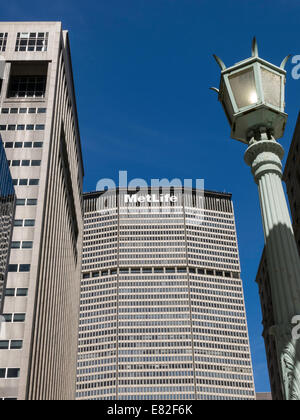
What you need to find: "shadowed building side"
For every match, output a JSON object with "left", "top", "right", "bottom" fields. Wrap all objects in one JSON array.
[{"left": 0, "top": 136, "right": 15, "bottom": 314}]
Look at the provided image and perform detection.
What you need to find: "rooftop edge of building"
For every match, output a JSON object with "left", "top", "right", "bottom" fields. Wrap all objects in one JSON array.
[{"left": 83, "top": 188, "right": 233, "bottom": 201}]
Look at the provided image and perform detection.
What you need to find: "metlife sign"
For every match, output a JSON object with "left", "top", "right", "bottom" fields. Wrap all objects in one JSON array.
[{"left": 124, "top": 194, "right": 178, "bottom": 204}]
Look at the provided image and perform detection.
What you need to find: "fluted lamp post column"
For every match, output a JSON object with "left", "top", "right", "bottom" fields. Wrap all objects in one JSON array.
[{"left": 212, "top": 38, "right": 300, "bottom": 400}]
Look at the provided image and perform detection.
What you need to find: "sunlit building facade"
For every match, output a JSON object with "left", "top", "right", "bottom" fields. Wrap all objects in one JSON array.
[
  {"left": 0, "top": 22, "right": 84, "bottom": 400},
  {"left": 77, "top": 188, "right": 255, "bottom": 400}
]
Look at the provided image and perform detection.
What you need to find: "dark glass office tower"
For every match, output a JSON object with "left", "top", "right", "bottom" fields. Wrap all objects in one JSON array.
[{"left": 0, "top": 136, "right": 15, "bottom": 313}]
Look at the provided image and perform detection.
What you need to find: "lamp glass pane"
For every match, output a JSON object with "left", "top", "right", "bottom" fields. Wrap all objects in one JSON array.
[
  {"left": 229, "top": 67, "right": 257, "bottom": 109},
  {"left": 261, "top": 67, "right": 281, "bottom": 108},
  {"left": 222, "top": 84, "right": 234, "bottom": 123}
]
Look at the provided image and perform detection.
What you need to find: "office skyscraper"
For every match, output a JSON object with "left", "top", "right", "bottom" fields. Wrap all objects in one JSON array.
[
  {"left": 256, "top": 112, "right": 300, "bottom": 400},
  {"left": 0, "top": 22, "right": 84, "bottom": 400},
  {"left": 0, "top": 136, "right": 15, "bottom": 313},
  {"left": 77, "top": 188, "right": 255, "bottom": 400}
]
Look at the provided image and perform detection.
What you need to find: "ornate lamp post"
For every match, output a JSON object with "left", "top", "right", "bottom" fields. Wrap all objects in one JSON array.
[{"left": 212, "top": 39, "right": 300, "bottom": 400}]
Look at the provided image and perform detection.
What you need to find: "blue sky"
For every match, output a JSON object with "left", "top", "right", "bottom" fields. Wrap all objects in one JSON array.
[{"left": 2, "top": 0, "right": 300, "bottom": 393}]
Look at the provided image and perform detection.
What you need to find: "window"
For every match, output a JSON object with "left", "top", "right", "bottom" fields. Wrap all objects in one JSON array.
[
  {"left": 27, "top": 199, "right": 37, "bottom": 206},
  {"left": 1, "top": 107, "right": 46, "bottom": 114},
  {"left": 16, "top": 199, "right": 37, "bottom": 207},
  {"left": 2, "top": 314, "right": 25, "bottom": 323},
  {"left": 8, "top": 264, "right": 30, "bottom": 273},
  {"left": 16, "top": 289, "right": 28, "bottom": 297},
  {"left": 8, "top": 75, "right": 47, "bottom": 98},
  {"left": 7, "top": 61, "right": 48, "bottom": 99},
  {"left": 31, "top": 160, "right": 41, "bottom": 167},
  {"left": 4, "top": 141, "right": 43, "bottom": 149},
  {"left": 13, "top": 179, "right": 39, "bottom": 186},
  {"left": 29, "top": 179, "right": 39, "bottom": 186},
  {"left": 7, "top": 369, "right": 20, "bottom": 378},
  {"left": 13, "top": 314, "right": 26, "bottom": 323},
  {"left": 25, "top": 219, "right": 35, "bottom": 227},
  {"left": 9, "top": 160, "right": 41, "bottom": 167},
  {"left": 0, "top": 341, "right": 9, "bottom": 350},
  {"left": 19, "top": 265, "right": 30, "bottom": 272},
  {"left": 16, "top": 199, "right": 26, "bottom": 206},
  {"left": 5, "top": 289, "right": 28, "bottom": 297},
  {"left": 22, "top": 242, "right": 33, "bottom": 249},
  {"left": 16, "top": 32, "right": 48, "bottom": 52},
  {"left": 10, "top": 341, "right": 23, "bottom": 350},
  {"left": 0, "top": 33, "right": 8, "bottom": 52}
]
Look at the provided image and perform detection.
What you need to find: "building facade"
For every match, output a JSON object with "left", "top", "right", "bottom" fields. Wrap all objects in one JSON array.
[
  {"left": 77, "top": 188, "right": 255, "bottom": 400},
  {"left": 0, "top": 136, "right": 15, "bottom": 313},
  {"left": 0, "top": 22, "right": 84, "bottom": 400},
  {"left": 256, "top": 112, "right": 300, "bottom": 400},
  {"left": 256, "top": 392, "right": 272, "bottom": 401}
]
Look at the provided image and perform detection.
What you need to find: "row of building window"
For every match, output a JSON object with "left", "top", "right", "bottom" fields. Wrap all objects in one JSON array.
[
  {"left": 0, "top": 32, "right": 48, "bottom": 53},
  {"left": 14, "top": 219, "right": 35, "bottom": 227},
  {"left": 82, "top": 267, "right": 238, "bottom": 279},
  {"left": 5, "top": 142, "right": 43, "bottom": 149},
  {"left": 5, "top": 288, "right": 28, "bottom": 297},
  {"left": 11, "top": 241, "right": 33, "bottom": 249},
  {"left": 1, "top": 313, "right": 26, "bottom": 322},
  {"left": 15, "top": 32, "right": 48, "bottom": 52},
  {"left": 0, "top": 368, "right": 20, "bottom": 378},
  {"left": 8, "top": 264, "right": 30, "bottom": 272},
  {"left": 13, "top": 178, "right": 39, "bottom": 186},
  {"left": 16, "top": 199, "right": 37, "bottom": 206},
  {"left": 8, "top": 160, "right": 41, "bottom": 167},
  {"left": 0, "top": 340, "right": 23, "bottom": 350},
  {"left": 1, "top": 107, "right": 46, "bottom": 114},
  {"left": 0, "top": 124, "right": 45, "bottom": 131}
]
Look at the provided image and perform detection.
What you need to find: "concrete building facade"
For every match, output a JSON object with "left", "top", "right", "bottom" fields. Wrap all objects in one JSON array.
[
  {"left": 256, "top": 113, "right": 300, "bottom": 400},
  {"left": 77, "top": 188, "right": 255, "bottom": 400},
  {"left": 0, "top": 22, "right": 84, "bottom": 400}
]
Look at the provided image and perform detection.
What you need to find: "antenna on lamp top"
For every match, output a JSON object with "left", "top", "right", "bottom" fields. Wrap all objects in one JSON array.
[{"left": 252, "top": 37, "right": 259, "bottom": 57}]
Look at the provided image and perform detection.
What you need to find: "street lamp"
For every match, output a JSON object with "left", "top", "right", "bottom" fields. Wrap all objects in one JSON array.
[{"left": 212, "top": 38, "right": 300, "bottom": 400}]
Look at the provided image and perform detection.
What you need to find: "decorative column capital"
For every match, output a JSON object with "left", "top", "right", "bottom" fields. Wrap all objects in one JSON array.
[{"left": 244, "top": 139, "right": 285, "bottom": 184}]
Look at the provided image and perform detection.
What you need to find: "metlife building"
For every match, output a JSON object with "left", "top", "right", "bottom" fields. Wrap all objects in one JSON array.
[{"left": 77, "top": 188, "right": 255, "bottom": 400}]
